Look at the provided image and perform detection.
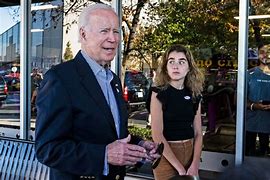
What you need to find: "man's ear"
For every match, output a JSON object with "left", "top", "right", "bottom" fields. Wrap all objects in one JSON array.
[{"left": 80, "top": 28, "right": 86, "bottom": 40}]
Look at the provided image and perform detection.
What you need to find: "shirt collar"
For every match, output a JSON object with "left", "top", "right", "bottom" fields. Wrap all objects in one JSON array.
[
  {"left": 80, "top": 50, "right": 113, "bottom": 81},
  {"left": 81, "top": 50, "right": 104, "bottom": 76}
]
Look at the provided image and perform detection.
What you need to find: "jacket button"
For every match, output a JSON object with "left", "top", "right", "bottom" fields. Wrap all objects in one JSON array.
[{"left": 115, "top": 175, "right": 120, "bottom": 180}]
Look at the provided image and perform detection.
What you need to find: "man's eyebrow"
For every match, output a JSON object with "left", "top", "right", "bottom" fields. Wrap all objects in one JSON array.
[
  {"left": 168, "top": 57, "right": 187, "bottom": 61},
  {"left": 98, "top": 27, "right": 120, "bottom": 32}
]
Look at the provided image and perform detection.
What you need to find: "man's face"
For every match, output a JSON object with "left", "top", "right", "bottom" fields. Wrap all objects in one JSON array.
[
  {"left": 80, "top": 9, "right": 120, "bottom": 65},
  {"left": 259, "top": 45, "right": 270, "bottom": 65},
  {"left": 259, "top": 45, "right": 270, "bottom": 75}
]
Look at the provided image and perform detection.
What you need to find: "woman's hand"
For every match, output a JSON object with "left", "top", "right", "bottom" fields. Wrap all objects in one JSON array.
[
  {"left": 186, "top": 163, "right": 199, "bottom": 176},
  {"left": 176, "top": 167, "right": 187, "bottom": 176}
]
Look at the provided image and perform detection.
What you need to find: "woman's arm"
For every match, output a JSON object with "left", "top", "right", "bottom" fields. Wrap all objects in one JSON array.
[
  {"left": 151, "top": 92, "right": 186, "bottom": 175},
  {"left": 187, "top": 103, "right": 203, "bottom": 176}
]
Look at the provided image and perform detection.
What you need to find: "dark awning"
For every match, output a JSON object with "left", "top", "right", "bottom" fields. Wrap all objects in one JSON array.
[{"left": 0, "top": 0, "right": 51, "bottom": 7}]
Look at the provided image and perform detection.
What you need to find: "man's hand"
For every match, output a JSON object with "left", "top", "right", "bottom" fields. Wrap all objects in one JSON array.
[
  {"left": 107, "top": 135, "right": 148, "bottom": 166},
  {"left": 138, "top": 140, "right": 161, "bottom": 162},
  {"left": 253, "top": 102, "right": 270, "bottom": 111}
]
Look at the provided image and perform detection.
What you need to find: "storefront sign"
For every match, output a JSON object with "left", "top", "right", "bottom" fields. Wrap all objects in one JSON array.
[{"left": 196, "top": 59, "right": 258, "bottom": 69}]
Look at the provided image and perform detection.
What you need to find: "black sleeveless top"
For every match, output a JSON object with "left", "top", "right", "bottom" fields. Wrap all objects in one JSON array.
[{"left": 151, "top": 85, "right": 201, "bottom": 141}]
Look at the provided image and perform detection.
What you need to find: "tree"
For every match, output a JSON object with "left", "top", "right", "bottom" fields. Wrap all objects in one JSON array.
[
  {"left": 63, "top": 41, "right": 74, "bottom": 61},
  {"left": 121, "top": 0, "right": 147, "bottom": 67},
  {"left": 249, "top": 0, "right": 270, "bottom": 46},
  {"left": 136, "top": 0, "right": 239, "bottom": 60},
  {"left": 132, "top": 0, "right": 270, "bottom": 66}
]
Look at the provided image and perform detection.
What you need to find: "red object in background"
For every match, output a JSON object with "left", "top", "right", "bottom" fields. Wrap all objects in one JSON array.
[
  {"left": 4, "top": 83, "right": 8, "bottom": 94},
  {"left": 123, "top": 86, "right": 128, "bottom": 102},
  {"left": 5, "top": 72, "right": 20, "bottom": 79},
  {"left": 7, "top": 72, "right": 20, "bottom": 78},
  {"left": 130, "top": 70, "right": 139, "bottom": 74}
]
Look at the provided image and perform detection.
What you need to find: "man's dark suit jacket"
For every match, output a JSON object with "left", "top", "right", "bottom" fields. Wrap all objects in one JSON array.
[{"left": 35, "top": 51, "right": 141, "bottom": 180}]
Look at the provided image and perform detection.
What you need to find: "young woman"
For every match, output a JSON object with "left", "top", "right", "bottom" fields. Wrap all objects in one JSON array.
[{"left": 150, "top": 44, "right": 204, "bottom": 179}]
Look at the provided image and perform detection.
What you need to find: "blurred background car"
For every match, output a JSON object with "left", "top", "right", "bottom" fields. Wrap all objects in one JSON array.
[
  {"left": 0, "top": 76, "right": 8, "bottom": 101},
  {"left": 3, "top": 76, "right": 20, "bottom": 91},
  {"left": 123, "top": 70, "right": 150, "bottom": 112}
]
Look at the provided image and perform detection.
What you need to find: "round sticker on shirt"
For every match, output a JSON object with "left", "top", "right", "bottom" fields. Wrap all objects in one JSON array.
[{"left": 184, "top": 96, "right": 191, "bottom": 100}]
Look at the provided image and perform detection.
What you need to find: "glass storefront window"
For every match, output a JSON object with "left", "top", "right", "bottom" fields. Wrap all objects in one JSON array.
[
  {"left": 0, "top": 1, "right": 268, "bottom": 178},
  {"left": 0, "top": 6, "right": 20, "bottom": 138},
  {"left": 0, "top": 35, "right": 2, "bottom": 60},
  {"left": 0, "top": 0, "right": 63, "bottom": 139},
  {"left": 13, "top": 23, "right": 19, "bottom": 56},
  {"left": 2, "top": 33, "right": 7, "bottom": 61}
]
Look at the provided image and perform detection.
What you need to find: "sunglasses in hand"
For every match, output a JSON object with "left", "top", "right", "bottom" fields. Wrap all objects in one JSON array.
[{"left": 152, "top": 142, "right": 164, "bottom": 169}]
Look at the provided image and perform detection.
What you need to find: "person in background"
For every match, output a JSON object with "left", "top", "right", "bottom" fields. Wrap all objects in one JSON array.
[
  {"left": 31, "top": 68, "right": 42, "bottom": 88},
  {"left": 246, "top": 43, "right": 270, "bottom": 156},
  {"left": 147, "top": 69, "right": 156, "bottom": 88},
  {"left": 146, "top": 69, "right": 156, "bottom": 127},
  {"left": 31, "top": 68, "right": 42, "bottom": 115},
  {"left": 150, "top": 44, "right": 204, "bottom": 179},
  {"left": 35, "top": 3, "right": 160, "bottom": 180}
]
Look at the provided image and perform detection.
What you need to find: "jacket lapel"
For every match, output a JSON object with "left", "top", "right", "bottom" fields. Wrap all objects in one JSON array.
[
  {"left": 73, "top": 52, "right": 117, "bottom": 136},
  {"left": 110, "top": 75, "right": 128, "bottom": 138}
]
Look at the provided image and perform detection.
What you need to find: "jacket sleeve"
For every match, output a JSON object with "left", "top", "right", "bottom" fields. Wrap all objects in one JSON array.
[{"left": 35, "top": 69, "right": 105, "bottom": 176}]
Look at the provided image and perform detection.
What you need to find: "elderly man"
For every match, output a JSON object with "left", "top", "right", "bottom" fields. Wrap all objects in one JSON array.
[{"left": 35, "top": 3, "right": 159, "bottom": 180}]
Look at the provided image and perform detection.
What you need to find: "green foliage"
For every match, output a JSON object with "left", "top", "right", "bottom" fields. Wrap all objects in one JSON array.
[
  {"left": 137, "top": 0, "right": 239, "bottom": 60},
  {"left": 63, "top": 41, "right": 74, "bottom": 61},
  {"left": 131, "top": 0, "right": 270, "bottom": 65},
  {"left": 128, "top": 125, "right": 152, "bottom": 141},
  {"left": 61, "top": 0, "right": 270, "bottom": 70}
]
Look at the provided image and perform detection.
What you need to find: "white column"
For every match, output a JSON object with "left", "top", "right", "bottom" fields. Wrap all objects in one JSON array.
[
  {"left": 20, "top": 0, "right": 32, "bottom": 139},
  {"left": 111, "top": 0, "right": 122, "bottom": 77},
  {"left": 235, "top": 0, "right": 249, "bottom": 165}
]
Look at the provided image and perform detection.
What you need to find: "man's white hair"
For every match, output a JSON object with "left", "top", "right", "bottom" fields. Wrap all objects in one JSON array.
[{"left": 78, "top": 3, "right": 116, "bottom": 42}]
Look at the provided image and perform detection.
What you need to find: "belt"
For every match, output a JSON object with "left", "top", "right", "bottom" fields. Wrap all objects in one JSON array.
[
  {"left": 168, "top": 138, "right": 193, "bottom": 143},
  {"left": 80, "top": 174, "right": 122, "bottom": 180},
  {"left": 80, "top": 176, "right": 95, "bottom": 179}
]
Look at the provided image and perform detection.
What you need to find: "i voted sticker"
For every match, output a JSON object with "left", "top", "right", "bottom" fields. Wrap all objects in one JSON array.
[{"left": 184, "top": 96, "right": 191, "bottom": 100}]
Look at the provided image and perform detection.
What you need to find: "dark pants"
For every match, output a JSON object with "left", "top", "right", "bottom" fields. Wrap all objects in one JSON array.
[
  {"left": 246, "top": 131, "right": 269, "bottom": 156},
  {"left": 208, "top": 97, "right": 217, "bottom": 132}
]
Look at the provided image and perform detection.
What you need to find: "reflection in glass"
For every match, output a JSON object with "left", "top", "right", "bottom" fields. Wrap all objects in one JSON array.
[
  {"left": 0, "top": 0, "right": 63, "bottom": 139},
  {"left": 0, "top": 7, "right": 21, "bottom": 137}
]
